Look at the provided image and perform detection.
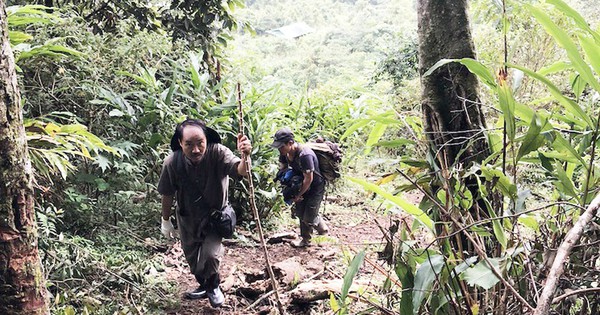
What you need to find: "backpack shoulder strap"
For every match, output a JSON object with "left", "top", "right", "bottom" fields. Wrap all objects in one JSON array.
[{"left": 173, "top": 150, "right": 186, "bottom": 188}]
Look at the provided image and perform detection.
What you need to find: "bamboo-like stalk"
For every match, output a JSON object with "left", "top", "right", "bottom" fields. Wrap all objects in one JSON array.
[{"left": 237, "top": 83, "right": 285, "bottom": 314}]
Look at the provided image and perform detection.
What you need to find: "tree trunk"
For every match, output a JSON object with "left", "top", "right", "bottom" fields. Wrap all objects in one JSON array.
[
  {"left": 417, "top": 1, "right": 505, "bottom": 312},
  {"left": 0, "top": 1, "right": 50, "bottom": 313},
  {"left": 417, "top": 0, "right": 490, "bottom": 168}
]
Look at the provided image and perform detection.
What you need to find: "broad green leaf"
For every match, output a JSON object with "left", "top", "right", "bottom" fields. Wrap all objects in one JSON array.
[
  {"left": 63, "top": 306, "right": 76, "bottom": 315},
  {"left": 424, "top": 58, "right": 496, "bottom": 88},
  {"left": 38, "top": 45, "right": 83, "bottom": 57},
  {"left": 8, "top": 30, "right": 32, "bottom": 45},
  {"left": 340, "top": 251, "right": 365, "bottom": 304},
  {"left": 538, "top": 61, "right": 571, "bottom": 76},
  {"left": 453, "top": 256, "right": 478, "bottom": 277},
  {"left": 149, "top": 133, "right": 163, "bottom": 148},
  {"left": 413, "top": 255, "right": 445, "bottom": 314},
  {"left": 480, "top": 166, "right": 517, "bottom": 199},
  {"left": 163, "top": 83, "right": 177, "bottom": 106},
  {"left": 516, "top": 114, "right": 548, "bottom": 162},
  {"left": 340, "top": 119, "right": 371, "bottom": 140},
  {"left": 7, "top": 5, "right": 56, "bottom": 18},
  {"left": 528, "top": 5, "right": 600, "bottom": 93},
  {"left": 540, "top": 151, "right": 579, "bottom": 163},
  {"left": 551, "top": 132, "right": 587, "bottom": 169},
  {"left": 60, "top": 124, "right": 86, "bottom": 133},
  {"left": 329, "top": 293, "right": 340, "bottom": 312},
  {"left": 497, "top": 83, "right": 516, "bottom": 141},
  {"left": 458, "top": 58, "right": 497, "bottom": 88},
  {"left": 365, "top": 122, "right": 388, "bottom": 148},
  {"left": 79, "top": 144, "right": 91, "bottom": 159},
  {"left": 436, "top": 190, "right": 448, "bottom": 205},
  {"left": 349, "top": 177, "right": 434, "bottom": 230},
  {"left": 579, "top": 35, "right": 600, "bottom": 84},
  {"left": 7, "top": 16, "right": 54, "bottom": 26},
  {"left": 422, "top": 59, "right": 455, "bottom": 77},
  {"left": 570, "top": 74, "right": 587, "bottom": 99},
  {"left": 508, "top": 63, "right": 593, "bottom": 128},
  {"left": 518, "top": 215, "right": 539, "bottom": 232},
  {"left": 374, "top": 139, "right": 416, "bottom": 147},
  {"left": 116, "top": 70, "right": 147, "bottom": 86},
  {"left": 490, "top": 212, "right": 507, "bottom": 250},
  {"left": 189, "top": 63, "right": 201, "bottom": 89},
  {"left": 374, "top": 173, "right": 398, "bottom": 185},
  {"left": 396, "top": 259, "right": 414, "bottom": 315},
  {"left": 547, "top": 0, "right": 600, "bottom": 43},
  {"left": 460, "top": 258, "right": 501, "bottom": 290},
  {"left": 554, "top": 160, "right": 580, "bottom": 202},
  {"left": 341, "top": 112, "right": 399, "bottom": 141}
]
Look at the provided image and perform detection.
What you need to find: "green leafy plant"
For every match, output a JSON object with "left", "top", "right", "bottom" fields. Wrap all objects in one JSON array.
[
  {"left": 25, "top": 112, "right": 118, "bottom": 180},
  {"left": 330, "top": 250, "right": 366, "bottom": 314}
]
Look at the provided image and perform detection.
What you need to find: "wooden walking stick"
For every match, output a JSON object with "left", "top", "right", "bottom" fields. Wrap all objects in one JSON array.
[{"left": 237, "top": 83, "right": 285, "bottom": 314}]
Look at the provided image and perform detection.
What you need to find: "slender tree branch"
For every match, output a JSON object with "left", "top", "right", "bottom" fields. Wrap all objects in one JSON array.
[
  {"left": 435, "top": 201, "right": 584, "bottom": 242},
  {"left": 533, "top": 192, "right": 600, "bottom": 315},
  {"left": 551, "top": 287, "right": 600, "bottom": 304}
]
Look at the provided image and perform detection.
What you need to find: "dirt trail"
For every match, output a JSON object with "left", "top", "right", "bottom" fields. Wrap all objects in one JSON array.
[{"left": 162, "top": 193, "right": 419, "bottom": 314}]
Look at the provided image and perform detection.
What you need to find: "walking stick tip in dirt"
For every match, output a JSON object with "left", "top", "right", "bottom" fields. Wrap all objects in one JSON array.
[{"left": 237, "top": 83, "right": 286, "bottom": 315}]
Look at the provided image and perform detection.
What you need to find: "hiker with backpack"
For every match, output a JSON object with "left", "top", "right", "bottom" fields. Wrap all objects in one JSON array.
[
  {"left": 271, "top": 127, "right": 330, "bottom": 247},
  {"left": 157, "top": 118, "right": 252, "bottom": 308}
]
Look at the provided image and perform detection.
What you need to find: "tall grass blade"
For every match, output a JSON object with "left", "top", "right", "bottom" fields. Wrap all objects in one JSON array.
[
  {"left": 340, "top": 250, "right": 365, "bottom": 311},
  {"left": 508, "top": 64, "right": 593, "bottom": 128},
  {"left": 547, "top": 0, "right": 600, "bottom": 43},
  {"left": 348, "top": 177, "right": 434, "bottom": 230},
  {"left": 528, "top": 5, "right": 600, "bottom": 92}
]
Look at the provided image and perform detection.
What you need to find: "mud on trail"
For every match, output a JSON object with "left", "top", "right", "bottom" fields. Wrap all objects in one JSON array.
[{"left": 161, "top": 191, "right": 422, "bottom": 315}]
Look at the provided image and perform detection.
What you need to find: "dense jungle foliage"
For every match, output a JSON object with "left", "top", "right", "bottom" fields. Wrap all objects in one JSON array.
[{"left": 3, "top": 0, "right": 600, "bottom": 313}]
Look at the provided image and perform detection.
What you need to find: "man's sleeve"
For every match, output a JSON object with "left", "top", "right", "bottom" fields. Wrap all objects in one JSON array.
[
  {"left": 218, "top": 144, "right": 242, "bottom": 178},
  {"left": 299, "top": 154, "right": 316, "bottom": 173},
  {"left": 157, "top": 153, "right": 177, "bottom": 196}
]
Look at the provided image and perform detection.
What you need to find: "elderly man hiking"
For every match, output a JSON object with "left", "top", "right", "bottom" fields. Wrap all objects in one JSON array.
[
  {"left": 158, "top": 118, "right": 252, "bottom": 307},
  {"left": 272, "top": 127, "right": 329, "bottom": 247}
]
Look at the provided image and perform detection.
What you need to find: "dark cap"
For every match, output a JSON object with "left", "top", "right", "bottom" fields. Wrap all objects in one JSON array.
[{"left": 270, "top": 127, "right": 294, "bottom": 148}]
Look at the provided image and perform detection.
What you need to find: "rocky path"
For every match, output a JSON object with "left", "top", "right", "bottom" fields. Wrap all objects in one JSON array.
[{"left": 162, "top": 195, "right": 417, "bottom": 315}]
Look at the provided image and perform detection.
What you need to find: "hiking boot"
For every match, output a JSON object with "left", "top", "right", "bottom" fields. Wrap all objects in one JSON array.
[
  {"left": 316, "top": 219, "right": 329, "bottom": 235},
  {"left": 184, "top": 285, "right": 207, "bottom": 300},
  {"left": 207, "top": 286, "right": 225, "bottom": 308},
  {"left": 291, "top": 238, "right": 311, "bottom": 248}
]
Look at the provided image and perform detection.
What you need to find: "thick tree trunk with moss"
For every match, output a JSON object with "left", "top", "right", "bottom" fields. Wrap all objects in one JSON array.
[
  {"left": 417, "top": 0, "right": 502, "bottom": 262},
  {"left": 417, "top": 0, "right": 490, "bottom": 168},
  {"left": 0, "top": 1, "right": 50, "bottom": 313}
]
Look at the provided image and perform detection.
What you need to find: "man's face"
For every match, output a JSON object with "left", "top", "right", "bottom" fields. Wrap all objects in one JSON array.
[
  {"left": 277, "top": 141, "right": 293, "bottom": 155},
  {"left": 179, "top": 125, "right": 207, "bottom": 163}
]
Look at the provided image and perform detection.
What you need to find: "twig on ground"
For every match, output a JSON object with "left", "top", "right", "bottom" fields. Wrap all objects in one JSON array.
[{"left": 245, "top": 290, "right": 276, "bottom": 311}]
